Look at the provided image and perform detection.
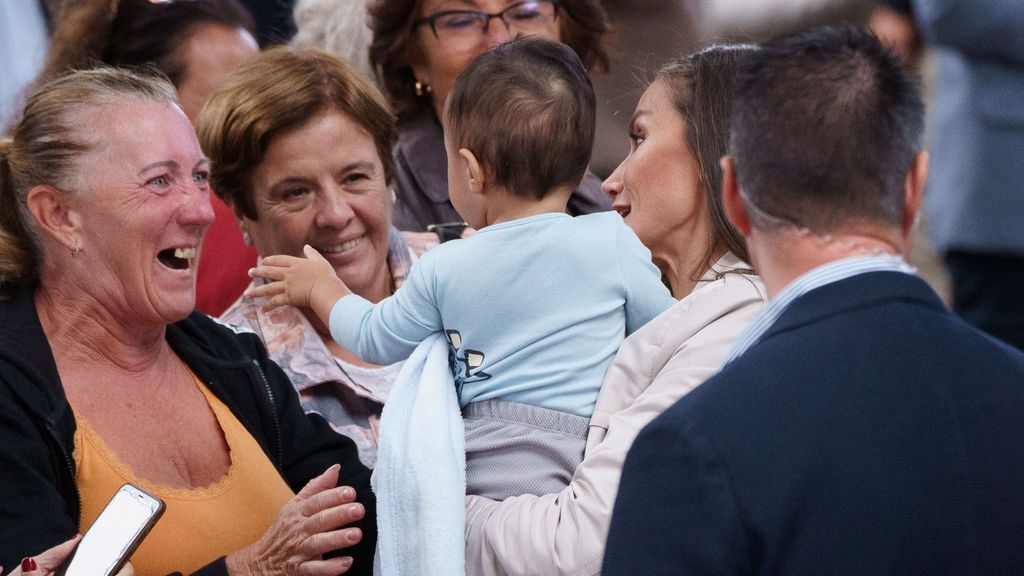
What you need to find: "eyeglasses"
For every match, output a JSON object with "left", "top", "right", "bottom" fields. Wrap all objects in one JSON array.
[{"left": 415, "top": 1, "right": 560, "bottom": 43}]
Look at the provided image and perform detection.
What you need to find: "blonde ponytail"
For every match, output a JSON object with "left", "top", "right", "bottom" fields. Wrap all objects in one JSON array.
[{"left": 0, "top": 138, "right": 39, "bottom": 294}]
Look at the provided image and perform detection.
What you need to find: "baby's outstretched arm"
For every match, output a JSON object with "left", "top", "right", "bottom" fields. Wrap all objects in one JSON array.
[{"left": 247, "top": 245, "right": 350, "bottom": 323}]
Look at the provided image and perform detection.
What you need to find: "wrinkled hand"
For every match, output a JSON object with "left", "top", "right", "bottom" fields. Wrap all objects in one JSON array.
[
  {"left": 226, "top": 464, "right": 365, "bottom": 576},
  {"left": 5, "top": 535, "right": 135, "bottom": 576},
  {"left": 247, "top": 246, "right": 350, "bottom": 315}
]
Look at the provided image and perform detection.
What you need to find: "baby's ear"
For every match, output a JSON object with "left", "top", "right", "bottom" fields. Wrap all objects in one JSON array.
[{"left": 458, "top": 148, "right": 486, "bottom": 194}]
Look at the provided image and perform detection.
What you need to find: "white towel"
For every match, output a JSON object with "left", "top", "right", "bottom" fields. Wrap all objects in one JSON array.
[{"left": 372, "top": 332, "right": 466, "bottom": 576}]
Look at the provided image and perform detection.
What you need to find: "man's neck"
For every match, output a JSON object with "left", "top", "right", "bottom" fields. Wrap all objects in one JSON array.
[{"left": 753, "top": 225, "right": 906, "bottom": 299}]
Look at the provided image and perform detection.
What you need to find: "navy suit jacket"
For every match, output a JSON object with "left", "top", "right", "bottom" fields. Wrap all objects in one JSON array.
[{"left": 603, "top": 272, "right": 1024, "bottom": 575}]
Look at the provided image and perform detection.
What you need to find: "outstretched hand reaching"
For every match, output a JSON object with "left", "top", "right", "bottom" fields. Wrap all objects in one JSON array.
[{"left": 247, "top": 245, "right": 351, "bottom": 322}]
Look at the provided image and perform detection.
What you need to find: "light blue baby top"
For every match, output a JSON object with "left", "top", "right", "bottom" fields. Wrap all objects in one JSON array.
[{"left": 329, "top": 211, "right": 675, "bottom": 417}]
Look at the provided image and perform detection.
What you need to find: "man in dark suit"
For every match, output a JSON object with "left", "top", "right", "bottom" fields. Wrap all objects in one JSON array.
[{"left": 603, "top": 26, "right": 1024, "bottom": 576}]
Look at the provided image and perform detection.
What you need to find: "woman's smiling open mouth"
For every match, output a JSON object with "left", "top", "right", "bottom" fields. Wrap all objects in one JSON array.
[
  {"left": 317, "top": 235, "right": 364, "bottom": 255},
  {"left": 158, "top": 246, "right": 199, "bottom": 270}
]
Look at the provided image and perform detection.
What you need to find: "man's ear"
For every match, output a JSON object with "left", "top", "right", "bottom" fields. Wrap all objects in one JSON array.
[
  {"left": 902, "top": 151, "right": 929, "bottom": 237},
  {"left": 721, "top": 156, "right": 751, "bottom": 236},
  {"left": 458, "top": 148, "right": 486, "bottom": 195},
  {"left": 25, "top": 185, "right": 79, "bottom": 252}
]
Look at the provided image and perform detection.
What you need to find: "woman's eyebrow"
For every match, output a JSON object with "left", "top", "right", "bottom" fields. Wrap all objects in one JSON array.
[
  {"left": 268, "top": 175, "right": 311, "bottom": 190},
  {"left": 431, "top": 0, "right": 482, "bottom": 11},
  {"left": 137, "top": 160, "right": 178, "bottom": 176},
  {"left": 338, "top": 160, "right": 377, "bottom": 173},
  {"left": 630, "top": 109, "right": 652, "bottom": 128}
]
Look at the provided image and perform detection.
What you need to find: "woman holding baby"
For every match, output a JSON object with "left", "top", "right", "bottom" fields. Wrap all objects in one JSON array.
[{"left": 460, "top": 44, "right": 767, "bottom": 575}]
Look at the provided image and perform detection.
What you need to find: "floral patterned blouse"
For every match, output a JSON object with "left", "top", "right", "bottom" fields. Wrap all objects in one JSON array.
[{"left": 219, "top": 227, "right": 430, "bottom": 467}]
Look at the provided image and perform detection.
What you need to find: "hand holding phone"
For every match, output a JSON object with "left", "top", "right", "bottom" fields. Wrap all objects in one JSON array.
[{"left": 59, "top": 484, "right": 164, "bottom": 576}]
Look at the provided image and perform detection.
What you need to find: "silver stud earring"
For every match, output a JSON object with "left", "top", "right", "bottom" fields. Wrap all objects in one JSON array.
[{"left": 71, "top": 240, "right": 81, "bottom": 257}]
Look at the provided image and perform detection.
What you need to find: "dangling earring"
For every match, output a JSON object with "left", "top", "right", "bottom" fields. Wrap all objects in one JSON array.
[
  {"left": 71, "top": 240, "right": 81, "bottom": 258},
  {"left": 242, "top": 230, "right": 253, "bottom": 246},
  {"left": 415, "top": 80, "right": 432, "bottom": 97}
]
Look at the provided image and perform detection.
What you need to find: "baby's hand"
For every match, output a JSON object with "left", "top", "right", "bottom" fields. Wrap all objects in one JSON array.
[{"left": 247, "top": 245, "right": 350, "bottom": 313}]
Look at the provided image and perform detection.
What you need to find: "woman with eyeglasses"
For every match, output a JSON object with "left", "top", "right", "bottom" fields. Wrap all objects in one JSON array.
[{"left": 368, "top": 0, "right": 612, "bottom": 235}]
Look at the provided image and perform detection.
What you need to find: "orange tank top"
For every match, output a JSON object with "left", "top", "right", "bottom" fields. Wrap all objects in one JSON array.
[{"left": 73, "top": 374, "right": 294, "bottom": 575}]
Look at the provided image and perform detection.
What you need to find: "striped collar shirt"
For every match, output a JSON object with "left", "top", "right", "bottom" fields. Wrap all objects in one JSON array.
[{"left": 721, "top": 254, "right": 917, "bottom": 366}]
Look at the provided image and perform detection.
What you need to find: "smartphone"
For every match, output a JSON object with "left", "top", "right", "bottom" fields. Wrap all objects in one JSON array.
[
  {"left": 60, "top": 483, "right": 165, "bottom": 576},
  {"left": 426, "top": 221, "right": 468, "bottom": 243}
]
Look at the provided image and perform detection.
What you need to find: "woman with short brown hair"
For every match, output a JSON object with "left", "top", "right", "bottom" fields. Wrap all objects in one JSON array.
[{"left": 198, "top": 47, "right": 431, "bottom": 469}]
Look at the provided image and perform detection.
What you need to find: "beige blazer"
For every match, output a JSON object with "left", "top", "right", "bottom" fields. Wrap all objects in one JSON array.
[{"left": 464, "top": 253, "right": 767, "bottom": 576}]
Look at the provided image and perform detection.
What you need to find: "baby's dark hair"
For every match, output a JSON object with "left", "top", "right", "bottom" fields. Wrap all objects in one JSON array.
[{"left": 445, "top": 37, "right": 595, "bottom": 200}]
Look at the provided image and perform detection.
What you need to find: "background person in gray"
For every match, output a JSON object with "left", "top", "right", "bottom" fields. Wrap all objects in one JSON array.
[{"left": 912, "top": 0, "right": 1024, "bottom": 350}]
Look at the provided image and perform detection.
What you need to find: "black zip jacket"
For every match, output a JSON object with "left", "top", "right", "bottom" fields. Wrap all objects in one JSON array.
[{"left": 0, "top": 288, "right": 377, "bottom": 574}]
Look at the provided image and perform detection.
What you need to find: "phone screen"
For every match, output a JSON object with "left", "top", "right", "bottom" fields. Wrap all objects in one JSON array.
[{"left": 64, "top": 484, "right": 164, "bottom": 576}]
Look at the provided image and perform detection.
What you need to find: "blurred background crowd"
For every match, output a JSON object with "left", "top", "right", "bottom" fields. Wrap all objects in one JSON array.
[{"left": 0, "top": 0, "right": 954, "bottom": 300}]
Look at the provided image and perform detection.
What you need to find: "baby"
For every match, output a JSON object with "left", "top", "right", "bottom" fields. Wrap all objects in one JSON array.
[{"left": 250, "top": 37, "right": 674, "bottom": 498}]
